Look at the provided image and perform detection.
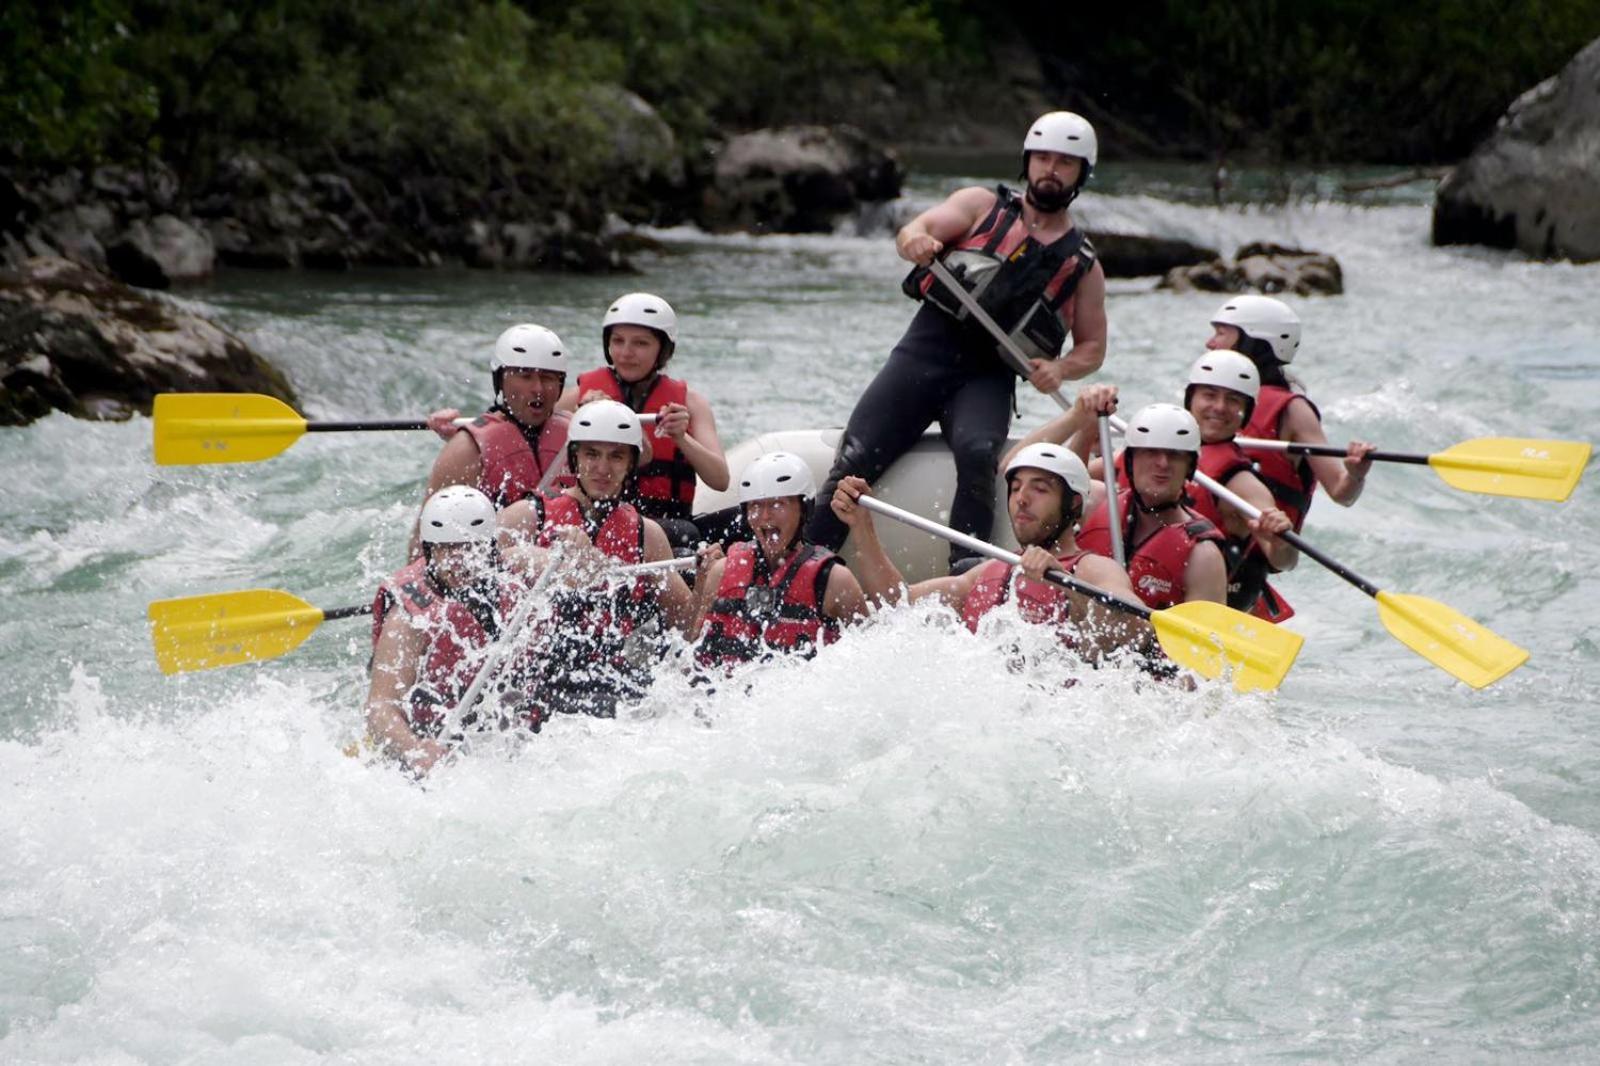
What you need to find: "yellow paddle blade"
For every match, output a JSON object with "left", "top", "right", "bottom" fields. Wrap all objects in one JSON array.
[
  {"left": 152, "top": 393, "right": 308, "bottom": 466},
  {"left": 1429, "top": 437, "right": 1590, "bottom": 502},
  {"left": 1148, "top": 599, "right": 1304, "bottom": 693},
  {"left": 149, "top": 589, "right": 327, "bottom": 674},
  {"left": 1374, "top": 590, "right": 1528, "bottom": 689}
]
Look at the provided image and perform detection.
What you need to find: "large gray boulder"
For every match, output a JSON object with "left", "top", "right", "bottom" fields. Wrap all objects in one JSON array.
[
  {"left": 701, "top": 125, "right": 903, "bottom": 233},
  {"left": 105, "top": 214, "right": 216, "bottom": 288},
  {"left": 0, "top": 256, "right": 296, "bottom": 425},
  {"left": 1432, "top": 37, "right": 1600, "bottom": 261},
  {"left": 1159, "top": 242, "right": 1343, "bottom": 296}
]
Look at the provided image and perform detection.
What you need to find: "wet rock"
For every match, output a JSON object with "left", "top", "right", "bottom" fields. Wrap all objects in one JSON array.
[
  {"left": 1159, "top": 242, "right": 1343, "bottom": 295},
  {"left": 1432, "top": 37, "right": 1600, "bottom": 261},
  {"left": 105, "top": 214, "right": 216, "bottom": 288},
  {"left": 0, "top": 256, "right": 296, "bottom": 427},
  {"left": 701, "top": 125, "right": 904, "bottom": 233},
  {"left": 1088, "top": 232, "right": 1220, "bottom": 278}
]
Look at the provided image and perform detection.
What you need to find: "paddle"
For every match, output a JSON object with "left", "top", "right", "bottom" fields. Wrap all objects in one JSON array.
[
  {"left": 1236, "top": 434, "right": 1589, "bottom": 502},
  {"left": 148, "top": 557, "right": 695, "bottom": 675},
  {"left": 1110, "top": 415, "right": 1528, "bottom": 689},
  {"left": 1097, "top": 413, "right": 1126, "bottom": 566},
  {"left": 153, "top": 393, "right": 476, "bottom": 466},
  {"left": 854, "top": 494, "right": 1303, "bottom": 692}
]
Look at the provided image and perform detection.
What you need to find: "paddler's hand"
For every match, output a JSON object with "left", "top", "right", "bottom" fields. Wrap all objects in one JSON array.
[
  {"left": 579, "top": 387, "right": 611, "bottom": 406},
  {"left": 1074, "top": 383, "right": 1118, "bottom": 416},
  {"left": 897, "top": 230, "right": 943, "bottom": 266},
  {"left": 830, "top": 476, "right": 873, "bottom": 530},
  {"left": 655, "top": 402, "right": 690, "bottom": 442},
  {"left": 427, "top": 408, "right": 465, "bottom": 439},
  {"left": 1345, "top": 439, "right": 1377, "bottom": 480},
  {"left": 1018, "top": 545, "right": 1059, "bottom": 583},
  {"left": 1028, "top": 358, "right": 1070, "bottom": 395},
  {"left": 1248, "top": 507, "right": 1293, "bottom": 546},
  {"left": 696, "top": 541, "right": 725, "bottom": 572},
  {"left": 404, "top": 737, "right": 450, "bottom": 777}
]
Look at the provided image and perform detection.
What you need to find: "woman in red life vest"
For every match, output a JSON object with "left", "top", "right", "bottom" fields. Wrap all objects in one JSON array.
[
  {"left": 1208, "top": 295, "right": 1376, "bottom": 529},
  {"left": 1179, "top": 350, "right": 1299, "bottom": 613},
  {"left": 1076, "top": 403, "right": 1229, "bottom": 610},
  {"left": 415, "top": 323, "right": 573, "bottom": 557},
  {"left": 832, "top": 443, "right": 1150, "bottom": 661},
  {"left": 692, "top": 451, "right": 868, "bottom": 669},
  {"left": 367, "top": 486, "right": 540, "bottom": 777},
  {"left": 557, "top": 292, "right": 729, "bottom": 549},
  {"left": 524, "top": 399, "right": 698, "bottom": 718}
]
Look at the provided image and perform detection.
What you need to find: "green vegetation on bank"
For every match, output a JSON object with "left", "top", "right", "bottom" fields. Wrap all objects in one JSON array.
[{"left": 3, "top": 0, "right": 1598, "bottom": 197}]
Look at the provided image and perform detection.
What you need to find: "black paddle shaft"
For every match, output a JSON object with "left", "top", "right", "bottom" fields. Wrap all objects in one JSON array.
[
  {"left": 323, "top": 604, "right": 375, "bottom": 621},
  {"left": 306, "top": 419, "right": 430, "bottom": 433},
  {"left": 1278, "top": 529, "right": 1381, "bottom": 599},
  {"left": 1244, "top": 441, "right": 1428, "bottom": 465}
]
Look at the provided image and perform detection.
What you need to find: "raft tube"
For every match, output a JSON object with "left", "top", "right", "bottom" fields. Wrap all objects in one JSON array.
[{"left": 694, "top": 428, "right": 1022, "bottom": 585}]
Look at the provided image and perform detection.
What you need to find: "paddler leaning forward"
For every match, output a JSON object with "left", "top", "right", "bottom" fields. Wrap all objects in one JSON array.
[
  {"left": 690, "top": 451, "right": 870, "bottom": 670},
  {"left": 366, "top": 486, "right": 553, "bottom": 777},
  {"left": 501, "top": 398, "right": 698, "bottom": 719},
  {"left": 830, "top": 443, "right": 1153, "bottom": 662}
]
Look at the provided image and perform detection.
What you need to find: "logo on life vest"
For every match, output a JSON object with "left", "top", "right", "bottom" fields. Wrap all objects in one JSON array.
[{"left": 1137, "top": 574, "right": 1174, "bottom": 597}]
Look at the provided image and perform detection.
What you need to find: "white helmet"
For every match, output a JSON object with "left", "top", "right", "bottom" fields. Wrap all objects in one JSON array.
[
  {"left": 1211, "top": 295, "right": 1301, "bottom": 364},
  {"left": 737, "top": 451, "right": 815, "bottom": 505},
  {"left": 1186, "top": 349, "right": 1260, "bottom": 424},
  {"left": 567, "top": 399, "right": 644, "bottom": 451},
  {"left": 1123, "top": 403, "right": 1201, "bottom": 454},
  {"left": 1024, "top": 111, "right": 1099, "bottom": 168},
  {"left": 603, "top": 292, "right": 678, "bottom": 368},
  {"left": 1005, "top": 442, "right": 1092, "bottom": 500},
  {"left": 491, "top": 323, "right": 568, "bottom": 374},
  {"left": 419, "top": 486, "right": 497, "bottom": 545}
]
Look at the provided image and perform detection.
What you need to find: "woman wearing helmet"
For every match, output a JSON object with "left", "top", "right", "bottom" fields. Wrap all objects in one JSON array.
[
  {"left": 557, "top": 292, "right": 729, "bottom": 548},
  {"left": 519, "top": 400, "right": 697, "bottom": 719},
  {"left": 366, "top": 486, "right": 544, "bottom": 776},
  {"left": 414, "top": 323, "right": 575, "bottom": 557},
  {"left": 831, "top": 444, "right": 1150, "bottom": 660},
  {"left": 1178, "top": 350, "right": 1298, "bottom": 613},
  {"left": 807, "top": 111, "right": 1109, "bottom": 573},
  {"left": 1207, "top": 295, "right": 1376, "bottom": 528},
  {"left": 692, "top": 451, "right": 868, "bottom": 668}
]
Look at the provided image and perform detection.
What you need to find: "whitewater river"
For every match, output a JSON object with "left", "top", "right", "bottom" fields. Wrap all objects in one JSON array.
[{"left": 3, "top": 164, "right": 1598, "bottom": 1063}]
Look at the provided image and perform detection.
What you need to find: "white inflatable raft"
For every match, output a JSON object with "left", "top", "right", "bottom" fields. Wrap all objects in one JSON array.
[{"left": 694, "top": 428, "right": 1022, "bottom": 585}]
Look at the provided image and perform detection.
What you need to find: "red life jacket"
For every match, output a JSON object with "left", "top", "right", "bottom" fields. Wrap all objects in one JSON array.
[
  {"left": 903, "top": 184, "right": 1097, "bottom": 360},
  {"left": 1243, "top": 385, "right": 1320, "bottom": 531},
  {"left": 530, "top": 494, "right": 658, "bottom": 718},
  {"left": 463, "top": 410, "right": 572, "bottom": 506},
  {"left": 369, "top": 558, "right": 529, "bottom": 736},
  {"left": 1078, "top": 489, "right": 1225, "bottom": 610},
  {"left": 1181, "top": 440, "right": 1281, "bottom": 615},
  {"left": 576, "top": 368, "right": 698, "bottom": 520},
  {"left": 960, "top": 548, "right": 1089, "bottom": 633},
  {"left": 695, "top": 541, "right": 841, "bottom": 667},
  {"left": 1184, "top": 440, "right": 1256, "bottom": 530}
]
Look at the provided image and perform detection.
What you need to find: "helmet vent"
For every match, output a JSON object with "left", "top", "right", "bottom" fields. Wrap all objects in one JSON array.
[{"left": 512, "top": 346, "right": 526, "bottom": 353}]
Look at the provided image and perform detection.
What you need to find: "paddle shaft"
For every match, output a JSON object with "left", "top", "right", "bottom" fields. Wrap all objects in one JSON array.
[
  {"left": 856, "top": 494, "right": 1150, "bottom": 620},
  {"left": 1109, "top": 415, "right": 1382, "bottom": 599},
  {"left": 1097, "top": 414, "right": 1126, "bottom": 566},
  {"left": 927, "top": 260, "right": 1074, "bottom": 412},
  {"left": 1238, "top": 436, "right": 1427, "bottom": 465}
]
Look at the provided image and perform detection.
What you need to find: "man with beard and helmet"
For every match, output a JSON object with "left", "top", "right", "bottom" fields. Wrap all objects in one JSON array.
[
  {"left": 831, "top": 444, "right": 1151, "bottom": 661},
  {"left": 1008, "top": 388, "right": 1228, "bottom": 609},
  {"left": 556, "top": 292, "right": 729, "bottom": 549},
  {"left": 1207, "top": 295, "right": 1376, "bottom": 525},
  {"left": 513, "top": 399, "right": 698, "bottom": 719},
  {"left": 415, "top": 323, "right": 574, "bottom": 556},
  {"left": 691, "top": 451, "right": 869, "bottom": 669},
  {"left": 366, "top": 486, "right": 546, "bottom": 777},
  {"left": 807, "top": 111, "right": 1110, "bottom": 575}
]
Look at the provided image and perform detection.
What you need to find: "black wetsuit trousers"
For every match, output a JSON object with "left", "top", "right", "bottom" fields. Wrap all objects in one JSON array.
[{"left": 805, "top": 303, "right": 1015, "bottom": 568}]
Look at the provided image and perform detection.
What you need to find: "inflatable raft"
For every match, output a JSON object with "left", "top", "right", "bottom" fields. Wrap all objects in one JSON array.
[{"left": 694, "top": 428, "right": 1022, "bottom": 585}]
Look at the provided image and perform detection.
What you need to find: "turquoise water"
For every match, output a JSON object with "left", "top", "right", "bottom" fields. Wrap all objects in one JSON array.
[{"left": 2, "top": 167, "right": 1598, "bottom": 1063}]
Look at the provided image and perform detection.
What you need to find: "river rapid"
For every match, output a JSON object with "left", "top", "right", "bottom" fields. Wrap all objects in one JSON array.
[{"left": 3, "top": 165, "right": 1598, "bottom": 1063}]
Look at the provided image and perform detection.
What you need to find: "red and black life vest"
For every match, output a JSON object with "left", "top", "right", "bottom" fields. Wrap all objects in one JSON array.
[
  {"left": 369, "top": 558, "right": 531, "bottom": 736},
  {"left": 463, "top": 410, "right": 572, "bottom": 507},
  {"left": 1243, "top": 385, "right": 1320, "bottom": 531},
  {"left": 576, "top": 367, "right": 698, "bottom": 521},
  {"left": 960, "top": 548, "right": 1089, "bottom": 633},
  {"left": 902, "top": 184, "right": 1097, "bottom": 361},
  {"left": 695, "top": 541, "right": 841, "bottom": 667},
  {"left": 1184, "top": 440, "right": 1256, "bottom": 531},
  {"left": 1078, "top": 489, "right": 1225, "bottom": 610}
]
